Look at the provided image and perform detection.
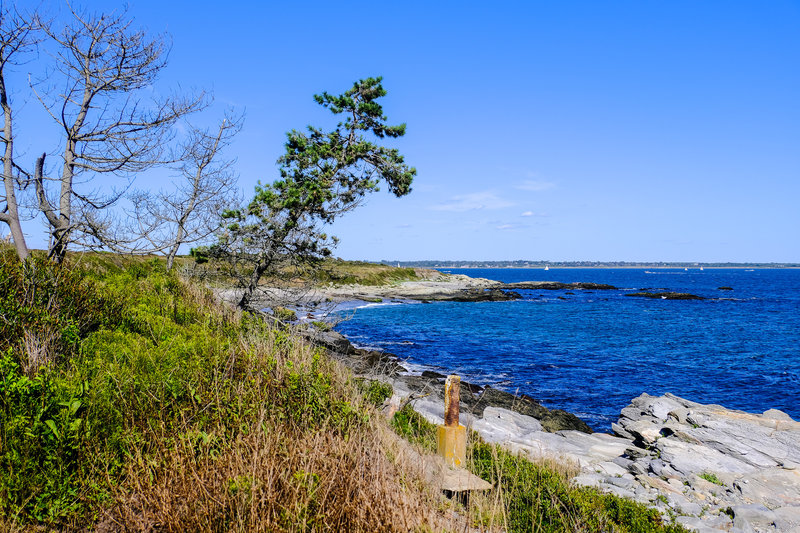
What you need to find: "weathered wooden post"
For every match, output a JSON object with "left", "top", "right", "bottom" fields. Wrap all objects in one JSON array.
[{"left": 437, "top": 375, "right": 466, "bottom": 467}]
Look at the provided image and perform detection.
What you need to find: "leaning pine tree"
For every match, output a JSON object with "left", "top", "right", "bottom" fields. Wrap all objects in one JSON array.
[{"left": 215, "top": 77, "right": 416, "bottom": 310}]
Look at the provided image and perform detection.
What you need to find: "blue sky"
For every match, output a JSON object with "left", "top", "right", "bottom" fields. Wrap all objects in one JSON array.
[{"left": 9, "top": 1, "right": 800, "bottom": 262}]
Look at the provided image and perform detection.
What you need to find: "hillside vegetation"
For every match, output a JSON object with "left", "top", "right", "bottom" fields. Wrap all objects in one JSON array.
[{"left": 0, "top": 248, "right": 688, "bottom": 532}]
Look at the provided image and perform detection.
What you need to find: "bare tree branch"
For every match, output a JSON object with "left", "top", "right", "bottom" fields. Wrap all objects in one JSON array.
[
  {"left": 115, "top": 110, "right": 243, "bottom": 268},
  {"left": 30, "top": 6, "right": 207, "bottom": 262}
]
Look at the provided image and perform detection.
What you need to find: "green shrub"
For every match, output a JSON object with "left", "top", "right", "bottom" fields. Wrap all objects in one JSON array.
[
  {"left": 272, "top": 306, "right": 297, "bottom": 322},
  {"left": 363, "top": 380, "right": 393, "bottom": 408},
  {"left": 699, "top": 471, "right": 724, "bottom": 486},
  {"left": 311, "top": 320, "right": 332, "bottom": 331},
  {"left": 0, "top": 252, "right": 123, "bottom": 372}
]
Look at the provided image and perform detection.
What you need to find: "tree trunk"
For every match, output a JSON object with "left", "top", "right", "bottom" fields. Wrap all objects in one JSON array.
[
  {"left": 166, "top": 245, "right": 179, "bottom": 271},
  {"left": 237, "top": 261, "right": 268, "bottom": 310},
  {"left": 0, "top": 72, "right": 28, "bottom": 261}
]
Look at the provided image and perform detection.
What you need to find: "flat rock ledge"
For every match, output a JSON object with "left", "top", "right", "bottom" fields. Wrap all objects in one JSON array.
[{"left": 409, "top": 392, "right": 799, "bottom": 533}]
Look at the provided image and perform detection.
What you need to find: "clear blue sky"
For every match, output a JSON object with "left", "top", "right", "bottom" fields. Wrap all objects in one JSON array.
[{"left": 11, "top": 1, "right": 800, "bottom": 262}]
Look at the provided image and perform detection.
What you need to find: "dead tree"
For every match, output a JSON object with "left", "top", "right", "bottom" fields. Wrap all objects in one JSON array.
[
  {"left": 128, "top": 111, "right": 242, "bottom": 270},
  {"left": 32, "top": 6, "right": 205, "bottom": 262},
  {"left": 0, "top": 6, "right": 40, "bottom": 261}
]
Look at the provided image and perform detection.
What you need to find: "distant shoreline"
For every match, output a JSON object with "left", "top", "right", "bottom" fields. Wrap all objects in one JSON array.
[{"left": 391, "top": 264, "right": 800, "bottom": 270}]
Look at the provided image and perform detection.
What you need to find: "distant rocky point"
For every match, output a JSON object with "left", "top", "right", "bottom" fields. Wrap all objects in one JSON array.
[{"left": 626, "top": 292, "right": 705, "bottom": 300}]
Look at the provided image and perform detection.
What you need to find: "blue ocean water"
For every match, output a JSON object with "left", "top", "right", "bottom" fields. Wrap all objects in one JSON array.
[{"left": 334, "top": 268, "right": 800, "bottom": 431}]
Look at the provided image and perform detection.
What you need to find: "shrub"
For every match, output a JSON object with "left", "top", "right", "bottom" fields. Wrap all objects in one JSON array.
[
  {"left": 363, "top": 380, "right": 393, "bottom": 408},
  {"left": 0, "top": 252, "right": 123, "bottom": 374}
]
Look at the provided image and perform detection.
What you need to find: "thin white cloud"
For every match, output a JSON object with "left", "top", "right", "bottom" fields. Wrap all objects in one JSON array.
[
  {"left": 521, "top": 211, "right": 549, "bottom": 217},
  {"left": 516, "top": 180, "right": 556, "bottom": 192},
  {"left": 432, "top": 191, "right": 514, "bottom": 212},
  {"left": 496, "top": 223, "right": 517, "bottom": 230}
]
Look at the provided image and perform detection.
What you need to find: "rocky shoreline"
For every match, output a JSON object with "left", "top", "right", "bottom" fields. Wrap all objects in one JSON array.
[{"left": 307, "top": 327, "right": 800, "bottom": 533}]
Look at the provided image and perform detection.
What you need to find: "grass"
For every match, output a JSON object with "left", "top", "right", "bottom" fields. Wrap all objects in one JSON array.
[
  {"left": 164, "top": 254, "right": 424, "bottom": 289},
  {"left": 311, "top": 259, "right": 421, "bottom": 286}
]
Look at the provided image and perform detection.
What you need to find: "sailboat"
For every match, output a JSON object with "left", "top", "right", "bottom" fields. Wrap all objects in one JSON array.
[
  {"left": 544, "top": 265, "right": 550, "bottom": 271},
  {"left": 700, "top": 266, "right": 704, "bottom": 271}
]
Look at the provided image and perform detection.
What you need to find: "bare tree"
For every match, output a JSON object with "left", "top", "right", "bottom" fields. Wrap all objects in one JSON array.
[
  {"left": 32, "top": 6, "right": 205, "bottom": 262},
  {"left": 0, "top": 6, "right": 40, "bottom": 260},
  {"left": 128, "top": 111, "right": 242, "bottom": 270}
]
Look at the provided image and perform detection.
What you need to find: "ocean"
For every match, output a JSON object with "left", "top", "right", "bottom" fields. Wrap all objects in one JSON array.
[{"left": 333, "top": 268, "right": 800, "bottom": 431}]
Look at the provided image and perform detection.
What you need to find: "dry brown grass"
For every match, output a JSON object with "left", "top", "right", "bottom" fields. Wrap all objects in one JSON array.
[{"left": 99, "top": 421, "right": 445, "bottom": 532}]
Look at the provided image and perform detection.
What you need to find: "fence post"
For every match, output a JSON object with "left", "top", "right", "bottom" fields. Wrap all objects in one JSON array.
[{"left": 437, "top": 375, "right": 466, "bottom": 467}]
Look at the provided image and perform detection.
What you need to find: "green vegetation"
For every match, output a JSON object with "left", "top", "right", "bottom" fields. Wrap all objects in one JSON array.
[
  {"left": 271, "top": 306, "right": 298, "bottom": 322},
  {"left": 362, "top": 380, "right": 393, "bottom": 408},
  {"left": 188, "top": 257, "right": 421, "bottom": 289},
  {"left": 314, "top": 260, "right": 420, "bottom": 286},
  {"left": 699, "top": 472, "right": 724, "bottom": 486}
]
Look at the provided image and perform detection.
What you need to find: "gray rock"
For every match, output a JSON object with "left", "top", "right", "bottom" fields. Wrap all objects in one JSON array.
[
  {"left": 734, "top": 469, "right": 800, "bottom": 508},
  {"left": 657, "top": 438, "right": 757, "bottom": 476},
  {"left": 731, "top": 517, "right": 756, "bottom": 533},
  {"left": 612, "top": 456, "right": 634, "bottom": 470},
  {"left": 410, "top": 389, "right": 800, "bottom": 531},
  {"left": 471, "top": 406, "right": 543, "bottom": 442},
  {"left": 732, "top": 503, "right": 777, "bottom": 529},
  {"left": 763, "top": 409, "right": 794, "bottom": 421},
  {"left": 667, "top": 493, "right": 703, "bottom": 516},
  {"left": 648, "top": 396, "right": 686, "bottom": 421},
  {"left": 623, "top": 419, "right": 663, "bottom": 444},
  {"left": 600, "top": 483, "right": 637, "bottom": 500},
  {"left": 773, "top": 506, "right": 800, "bottom": 530},
  {"left": 612, "top": 422, "right": 635, "bottom": 439},
  {"left": 677, "top": 515, "right": 730, "bottom": 533},
  {"left": 606, "top": 476, "right": 636, "bottom": 490}
]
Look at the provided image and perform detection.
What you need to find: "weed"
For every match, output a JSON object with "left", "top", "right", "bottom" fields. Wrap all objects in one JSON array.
[
  {"left": 363, "top": 380, "right": 393, "bottom": 408},
  {"left": 391, "top": 403, "right": 437, "bottom": 452},
  {"left": 699, "top": 471, "right": 724, "bottom": 486}
]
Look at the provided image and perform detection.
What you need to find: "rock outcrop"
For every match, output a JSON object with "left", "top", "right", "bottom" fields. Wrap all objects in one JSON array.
[
  {"left": 309, "top": 329, "right": 800, "bottom": 532},
  {"left": 626, "top": 292, "right": 705, "bottom": 300}
]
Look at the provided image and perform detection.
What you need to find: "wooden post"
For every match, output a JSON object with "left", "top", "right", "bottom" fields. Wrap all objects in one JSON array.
[{"left": 437, "top": 375, "right": 467, "bottom": 467}]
